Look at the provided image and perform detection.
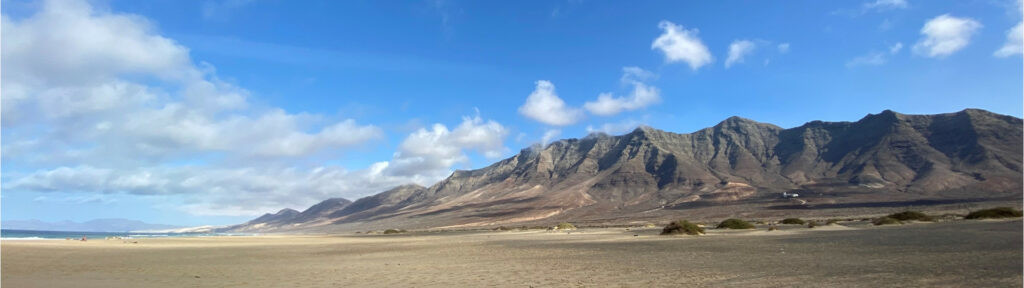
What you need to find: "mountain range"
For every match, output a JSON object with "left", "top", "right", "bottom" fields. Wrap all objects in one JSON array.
[{"left": 224, "top": 109, "right": 1023, "bottom": 232}]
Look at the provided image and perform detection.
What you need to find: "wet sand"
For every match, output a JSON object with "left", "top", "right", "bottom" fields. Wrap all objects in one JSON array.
[{"left": 2, "top": 220, "right": 1021, "bottom": 287}]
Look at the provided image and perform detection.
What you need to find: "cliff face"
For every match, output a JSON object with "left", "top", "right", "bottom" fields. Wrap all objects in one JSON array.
[{"left": 229, "top": 109, "right": 1023, "bottom": 232}]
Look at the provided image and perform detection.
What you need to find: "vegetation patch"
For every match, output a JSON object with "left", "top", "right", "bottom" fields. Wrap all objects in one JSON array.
[
  {"left": 886, "top": 211, "right": 933, "bottom": 222},
  {"left": 661, "top": 220, "right": 705, "bottom": 235},
  {"left": 965, "top": 207, "right": 1023, "bottom": 219},
  {"left": 872, "top": 217, "right": 901, "bottom": 226},
  {"left": 807, "top": 221, "right": 818, "bottom": 228},
  {"left": 780, "top": 218, "right": 805, "bottom": 225},
  {"left": 825, "top": 219, "right": 840, "bottom": 225},
  {"left": 382, "top": 229, "right": 407, "bottom": 234},
  {"left": 716, "top": 218, "right": 755, "bottom": 229},
  {"left": 554, "top": 222, "right": 577, "bottom": 230}
]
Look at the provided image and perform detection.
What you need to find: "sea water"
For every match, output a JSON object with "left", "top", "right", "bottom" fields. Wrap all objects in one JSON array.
[{"left": 0, "top": 229, "right": 246, "bottom": 240}]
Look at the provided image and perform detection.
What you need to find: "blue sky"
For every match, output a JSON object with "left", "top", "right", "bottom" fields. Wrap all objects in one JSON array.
[{"left": 2, "top": 0, "right": 1021, "bottom": 227}]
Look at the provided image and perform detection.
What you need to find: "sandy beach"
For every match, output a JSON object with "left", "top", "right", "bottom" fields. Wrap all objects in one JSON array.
[{"left": 3, "top": 219, "right": 1021, "bottom": 287}]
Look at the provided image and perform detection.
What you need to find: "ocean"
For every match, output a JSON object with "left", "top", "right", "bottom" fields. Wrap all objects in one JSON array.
[{"left": 0, "top": 229, "right": 240, "bottom": 240}]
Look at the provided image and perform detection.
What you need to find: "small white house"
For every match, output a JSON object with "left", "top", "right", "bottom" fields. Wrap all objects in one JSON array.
[{"left": 782, "top": 192, "right": 800, "bottom": 198}]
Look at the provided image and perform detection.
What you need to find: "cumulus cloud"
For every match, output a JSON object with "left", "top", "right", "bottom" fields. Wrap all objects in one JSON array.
[
  {"left": 725, "top": 40, "right": 757, "bottom": 68},
  {"left": 518, "top": 80, "right": 584, "bottom": 126},
  {"left": 912, "top": 14, "right": 981, "bottom": 58},
  {"left": 1, "top": 0, "right": 383, "bottom": 164},
  {"left": 384, "top": 114, "right": 509, "bottom": 178},
  {"left": 1, "top": 0, "right": 508, "bottom": 217},
  {"left": 583, "top": 67, "right": 661, "bottom": 116},
  {"left": 994, "top": 0, "right": 1022, "bottom": 58},
  {"left": 7, "top": 112, "right": 509, "bottom": 217},
  {"left": 651, "top": 20, "right": 713, "bottom": 70}
]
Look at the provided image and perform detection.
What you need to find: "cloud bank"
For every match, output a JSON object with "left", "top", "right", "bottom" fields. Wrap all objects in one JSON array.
[{"left": 1, "top": 0, "right": 509, "bottom": 216}]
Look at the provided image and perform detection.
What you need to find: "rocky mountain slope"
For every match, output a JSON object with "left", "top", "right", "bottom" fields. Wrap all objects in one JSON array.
[{"left": 225, "top": 109, "right": 1023, "bottom": 232}]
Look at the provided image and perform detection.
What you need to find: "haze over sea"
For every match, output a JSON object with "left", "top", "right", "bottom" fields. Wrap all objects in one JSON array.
[{"left": 0, "top": 229, "right": 246, "bottom": 240}]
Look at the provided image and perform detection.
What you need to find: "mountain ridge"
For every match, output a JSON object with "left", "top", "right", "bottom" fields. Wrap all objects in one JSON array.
[{"left": 226, "top": 109, "right": 1022, "bottom": 232}]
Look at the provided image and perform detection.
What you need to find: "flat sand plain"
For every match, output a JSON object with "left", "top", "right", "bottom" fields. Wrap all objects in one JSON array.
[{"left": 3, "top": 220, "right": 1021, "bottom": 287}]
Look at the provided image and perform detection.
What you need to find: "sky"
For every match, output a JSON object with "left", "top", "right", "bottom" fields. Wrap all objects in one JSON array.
[{"left": 1, "top": 0, "right": 1021, "bottom": 227}]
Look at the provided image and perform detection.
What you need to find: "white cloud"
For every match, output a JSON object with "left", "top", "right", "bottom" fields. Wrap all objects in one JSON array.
[
  {"left": 725, "top": 40, "right": 757, "bottom": 68},
  {"left": 9, "top": 165, "right": 423, "bottom": 216},
  {"left": 583, "top": 87, "right": 659, "bottom": 116},
  {"left": 518, "top": 80, "right": 584, "bottom": 126},
  {"left": 777, "top": 43, "right": 790, "bottom": 53},
  {"left": 651, "top": 20, "right": 713, "bottom": 70},
  {"left": 912, "top": 14, "right": 982, "bottom": 58},
  {"left": 586, "top": 120, "right": 643, "bottom": 136},
  {"left": 33, "top": 194, "right": 118, "bottom": 205},
  {"left": 1, "top": 0, "right": 382, "bottom": 164},
  {"left": 541, "top": 129, "right": 561, "bottom": 145},
  {"left": 1, "top": 1, "right": 193, "bottom": 87},
  {"left": 384, "top": 114, "right": 508, "bottom": 178},
  {"left": 620, "top": 66, "right": 656, "bottom": 82},
  {"left": 848, "top": 42, "right": 904, "bottom": 68},
  {"left": 2, "top": 0, "right": 497, "bottom": 217},
  {"left": 863, "top": 0, "right": 908, "bottom": 11},
  {"left": 7, "top": 111, "right": 510, "bottom": 217},
  {"left": 584, "top": 67, "right": 660, "bottom": 116},
  {"left": 832, "top": 0, "right": 907, "bottom": 17},
  {"left": 889, "top": 42, "right": 904, "bottom": 54},
  {"left": 995, "top": 22, "right": 1023, "bottom": 57},
  {"left": 846, "top": 52, "right": 888, "bottom": 67}
]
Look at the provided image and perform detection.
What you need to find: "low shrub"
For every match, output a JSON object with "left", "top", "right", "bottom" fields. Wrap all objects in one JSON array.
[
  {"left": 872, "top": 217, "right": 901, "bottom": 226},
  {"left": 807, "top": 221, "right": 818, "bottom": 228},
  {"left": 661, "top": 220, "right": 704, "bottom": 235},
  {"left": 555, "top": 222, "right": 577, "bottom": 230},
  {"left": 887, "top": 211, "right": 933, "bottom": 222},
  {"left": 382, "top": 229, "right": 407, "bottom": 234},
  {"left": 716, "top": 218, "right": 755, "bottom": 229},
  {"left": 780, "top": 218, "right": 805, "bottom": 225},
  {"left": 825, "top": 219, "right": 840, "bottom": 225},
  {"left": 965, "top": 207, "right": 1023, "bottom": 219}
]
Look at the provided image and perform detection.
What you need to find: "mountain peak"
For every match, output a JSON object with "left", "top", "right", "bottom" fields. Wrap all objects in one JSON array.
[
  {"left": 395, "top": 183, "right": 426, "bottom": 190},
  {"left": 627, "top": 125, "right": 666, "bottom": 138},
  {"left": 714, "top": 115, "right": 765, "bottom": 127},
  {"left": 276, "top": 208, "right": 299, "bottom": 215}
]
